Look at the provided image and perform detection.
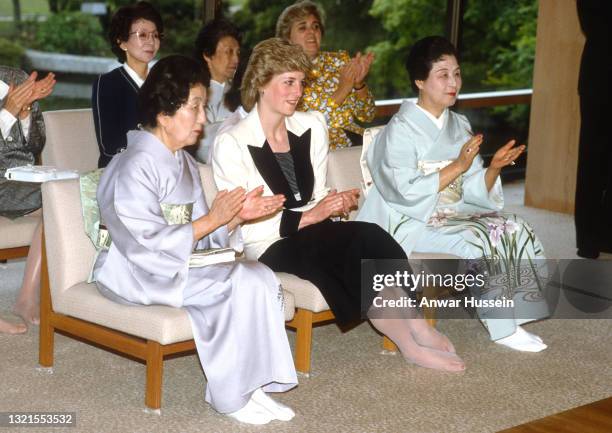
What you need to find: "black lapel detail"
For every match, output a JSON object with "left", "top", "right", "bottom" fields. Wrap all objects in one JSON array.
[
  {"left": 247, "top": 141, "right": 295, "bottom": 204},
  {"left": 288, "top": 129, "right": 313, "bottom": 205},
  {"left": 247, "top": 128, "right": 314, "bottom": 209}
]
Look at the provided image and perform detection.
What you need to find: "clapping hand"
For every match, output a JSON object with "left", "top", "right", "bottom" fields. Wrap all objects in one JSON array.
[
  {"left": 489, "top": 139, "right": 525, "bottom": 169},
  {"left": 208, "top": 187, "right": 246, "bottom": 227},
  {"left": 353, "top": 51, "right": 374, "bottom": 88},
  {"left": 304, "top": 188, "right": 361, "bottom": 225},
  {"left": 337, "top": 62, "right": 358, "bottom": 96},
  {"left": 237, "top": 186, "right": 286, "bottom": 222},
  {"left": 29, "top": 72, "right": 56, "bottom": 104},
  {"left": 334, "top": 188, "right": 360, "bottom": 219},
  {"left": 3, "top": 72, "right": 36, "bottom": 117},
  {"left": 457, "top": 133, "right": 483, "bottom": 172}
]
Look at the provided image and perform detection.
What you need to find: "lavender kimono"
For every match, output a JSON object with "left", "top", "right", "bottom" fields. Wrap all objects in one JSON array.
[
  {"left": 93, "top": 130, "right": 297, "bottom": 413},
  {"left": 358, "top": 101, "right": 548, "bottom": 340}
]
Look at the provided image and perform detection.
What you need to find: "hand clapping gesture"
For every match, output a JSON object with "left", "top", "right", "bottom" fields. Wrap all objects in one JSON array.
[
  {"left": 4, "top": 71, "right": 56, "bottom": 119},
  {"left": 489, "top": 139, "right": 525, "bottom": 169},
  {"left": 208, "top": 187, "right": 246, "bottom": 228},
  {"left": 352, "top": 51, "right": 374, "bottom": 89},
  {"left": 301, "top": 188, "right": 360, "bottom": 227},
  {"left": 29, "top": 72, "right": 56, "bottom": 105},
  {"left": 237, "top": 186, "right": 286, "bottom": 223},
  {"left": 457, "top": 133, "right": 483, "bottom": 172},
  {"left": 334, "top": 51, "right": 374, "bottom": 106}
]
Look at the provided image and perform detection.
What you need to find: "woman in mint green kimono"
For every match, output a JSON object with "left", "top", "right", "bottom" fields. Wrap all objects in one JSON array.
[{"left": 358, "top": 36, "right": 549, "bottom": 352}]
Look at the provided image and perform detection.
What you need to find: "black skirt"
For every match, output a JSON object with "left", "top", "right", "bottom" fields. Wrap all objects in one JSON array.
[{"left": 259, "top": 219, "right": 408, "bottom": 325}]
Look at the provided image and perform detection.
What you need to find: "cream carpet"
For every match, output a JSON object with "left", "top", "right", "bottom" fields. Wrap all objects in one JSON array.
[{"left": 1, "top": 181, "right": 611, "bottom": 433}]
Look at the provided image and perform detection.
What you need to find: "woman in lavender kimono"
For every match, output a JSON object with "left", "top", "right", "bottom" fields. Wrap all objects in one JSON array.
[
  {"left": 93, "top": 55, "right": 298, "bottom": 425},
  {"left": 358, "top": 36, "right": 549, "bottom": 352}
]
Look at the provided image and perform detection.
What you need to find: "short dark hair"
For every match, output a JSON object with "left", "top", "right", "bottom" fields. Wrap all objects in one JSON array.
[
  {"left": 224, "top": 57, "right": 247, "bottom": 112},
  {"left": 108, "top": 1, "right": 164, "bottom": 63},
  {"left": 405, "top": 36, "right": 458, "bottom": 93},
  {"left": 138, "top": 55, "right": 210, "bottom": 128},
  {"left": 194, "top": 18, "right": 241, "bottom": 63}
]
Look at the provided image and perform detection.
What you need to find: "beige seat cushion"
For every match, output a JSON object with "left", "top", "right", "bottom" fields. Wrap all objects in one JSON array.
[
  {"left": 53, "top": 282, "right": 295, "bottom": 345},
  {"left": 276, "top": 272, "right": 330, "bottom": 313},
  {"left": 0, "top": 210, "right": 41, "bottom": 249}
]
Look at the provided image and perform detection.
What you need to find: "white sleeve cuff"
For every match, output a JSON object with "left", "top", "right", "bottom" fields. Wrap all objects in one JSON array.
[
  {"left": 0, "top": 108, "right": 17, "bottom": 139},
  {"left": 20, "top": 113, "right": 31, "bottom": 139}
]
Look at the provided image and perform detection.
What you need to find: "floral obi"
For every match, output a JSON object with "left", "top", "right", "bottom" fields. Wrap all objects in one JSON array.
[{"left": 418, "top": 159, "right": 463, "bottom": 206}]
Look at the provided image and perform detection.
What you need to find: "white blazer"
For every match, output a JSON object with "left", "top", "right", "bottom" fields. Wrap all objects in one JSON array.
[{"left": 212, "top": 104, "right": 330, "bottom": 259}]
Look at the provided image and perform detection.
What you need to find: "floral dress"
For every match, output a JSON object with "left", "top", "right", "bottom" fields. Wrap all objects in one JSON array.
[{"left": 298, "top": 50, "right": 375, "bottom": 150}]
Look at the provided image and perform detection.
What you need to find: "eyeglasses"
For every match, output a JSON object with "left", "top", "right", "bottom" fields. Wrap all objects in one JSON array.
[
  {"left": 182, "top": 100, "right": 206, "bottom": 115},
  {"left": 129, "top": 30, "right": 162, "bottom": 43}
]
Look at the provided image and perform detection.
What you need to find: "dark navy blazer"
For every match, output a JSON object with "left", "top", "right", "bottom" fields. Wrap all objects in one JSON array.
[{"left": 92, "top": 67, "right": 141, "bottom": 168}]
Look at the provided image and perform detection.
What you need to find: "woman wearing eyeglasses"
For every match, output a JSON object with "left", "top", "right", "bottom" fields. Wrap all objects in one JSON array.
[{"left": 91, "top": 1, "right": 163, "bottom": 167}]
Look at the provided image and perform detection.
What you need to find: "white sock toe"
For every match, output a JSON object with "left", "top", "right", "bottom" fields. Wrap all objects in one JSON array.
[
  {"left": 227, "top": 397, "right": 274, "bottom": 425},
  {"left": 495, "top": 328, "right": 548, "bottom": 352},
  {"left": 516, "top": 326, "right": 544, "bottom": 344},
  {"left": 251, "top": 388, "right": 295, "bottom": 421}
]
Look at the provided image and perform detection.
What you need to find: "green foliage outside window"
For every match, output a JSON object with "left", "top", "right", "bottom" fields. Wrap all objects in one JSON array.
[
  {"left": 34, "top": 11, "right": 108, "bottom": 56},
  {"left": 0, "top": 38, "right": 25, "bottom": 67}
]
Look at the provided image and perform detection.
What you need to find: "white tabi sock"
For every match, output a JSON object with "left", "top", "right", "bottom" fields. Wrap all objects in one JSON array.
[
  {"left": 516, "top": 325, "right": 544, "bottom": 344},
  {"left": 251, "top": 388, "right": 296, "bottom": 421},
  {"left": 495, "top": 326, "right": 547, "bottom": 352},
  {"left": 227, "top": 396, "right": 274, "bottom": 425}
]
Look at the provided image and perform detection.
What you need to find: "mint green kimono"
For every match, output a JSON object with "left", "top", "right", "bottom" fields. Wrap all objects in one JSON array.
[{"left": 357, "top": 101, "right": 548, "bottom": 340}]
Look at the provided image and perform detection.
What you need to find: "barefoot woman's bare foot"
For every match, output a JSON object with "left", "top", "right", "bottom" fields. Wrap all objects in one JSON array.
[
  {"left": 13, "top": 300, "right": 40, "bottom": 326},
  {"left": 370, "top": 318, "right": 465, "bottom": 372},
  {"left": 0, "top": 317, "right": 27, "bottom": 334},
  {"left": 403, "top": 345, "right": 465, "bottom": 372},
  {"left": 406, "top": 319, "right": 456, "bottom": 353}
]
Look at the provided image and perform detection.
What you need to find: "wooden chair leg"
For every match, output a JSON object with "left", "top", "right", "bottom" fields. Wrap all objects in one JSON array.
[
  {"left": 291, "top": 309, "right": 314, "bottom": 374},
  {"left": 382, "top": 336, "right": 398, "bottom": 352},
  {"left": 145, "top": 341, "right": 163, "bottom": 409},
  {"left": 39, "top": 229, "right": 54, "bottom": 367},
  {"left": 422, "top": 286, "right": 438, "bottom": 327}
]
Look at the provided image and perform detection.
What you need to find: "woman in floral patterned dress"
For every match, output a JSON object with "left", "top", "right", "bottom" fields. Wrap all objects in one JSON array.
[
  {"left": 276, "top": 1, "right": 375, "bottom": 149},
  {"left": 358, "top": 36, "right": 550, "bottom": 352}
]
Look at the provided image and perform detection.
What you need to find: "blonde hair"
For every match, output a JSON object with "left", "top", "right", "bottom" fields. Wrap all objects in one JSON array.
[
  {"left": 241, "top": 38, "right": 312, "bottom": 112},
  {"left": 275, "top": 0, "right": 325, "bottom": 41}
]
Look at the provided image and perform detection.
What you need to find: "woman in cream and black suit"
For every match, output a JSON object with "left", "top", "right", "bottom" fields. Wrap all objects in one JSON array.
[{"left": 213, "top": 38, "right": 465, "bottom": 372}]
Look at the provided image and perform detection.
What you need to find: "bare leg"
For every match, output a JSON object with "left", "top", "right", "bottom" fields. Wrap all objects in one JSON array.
[
  {"left": 13, "top": 222, "right": 42, "bottom": 326},
  {"left": 0, "top": 317, "right": 27, "bottom": 334},
  {"left": 369, "top": 318, "right": 465, "bottom": 372}
]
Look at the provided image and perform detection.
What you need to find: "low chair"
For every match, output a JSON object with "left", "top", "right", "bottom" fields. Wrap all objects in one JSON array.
[
  {"left": 0, "top": 211, "right": 39, "bottom": 261},
  {"left": 2, "top": 109, "right": 98, "bottom": 261},
  {"left": 39, "top": 175, "right": 295, "bottom": 410},
  {"left": 41, "top": 109, "right": 99, "bottom": 172},
  {"left": 38, "top": 109, "right": 295, "bottom": 410}
]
